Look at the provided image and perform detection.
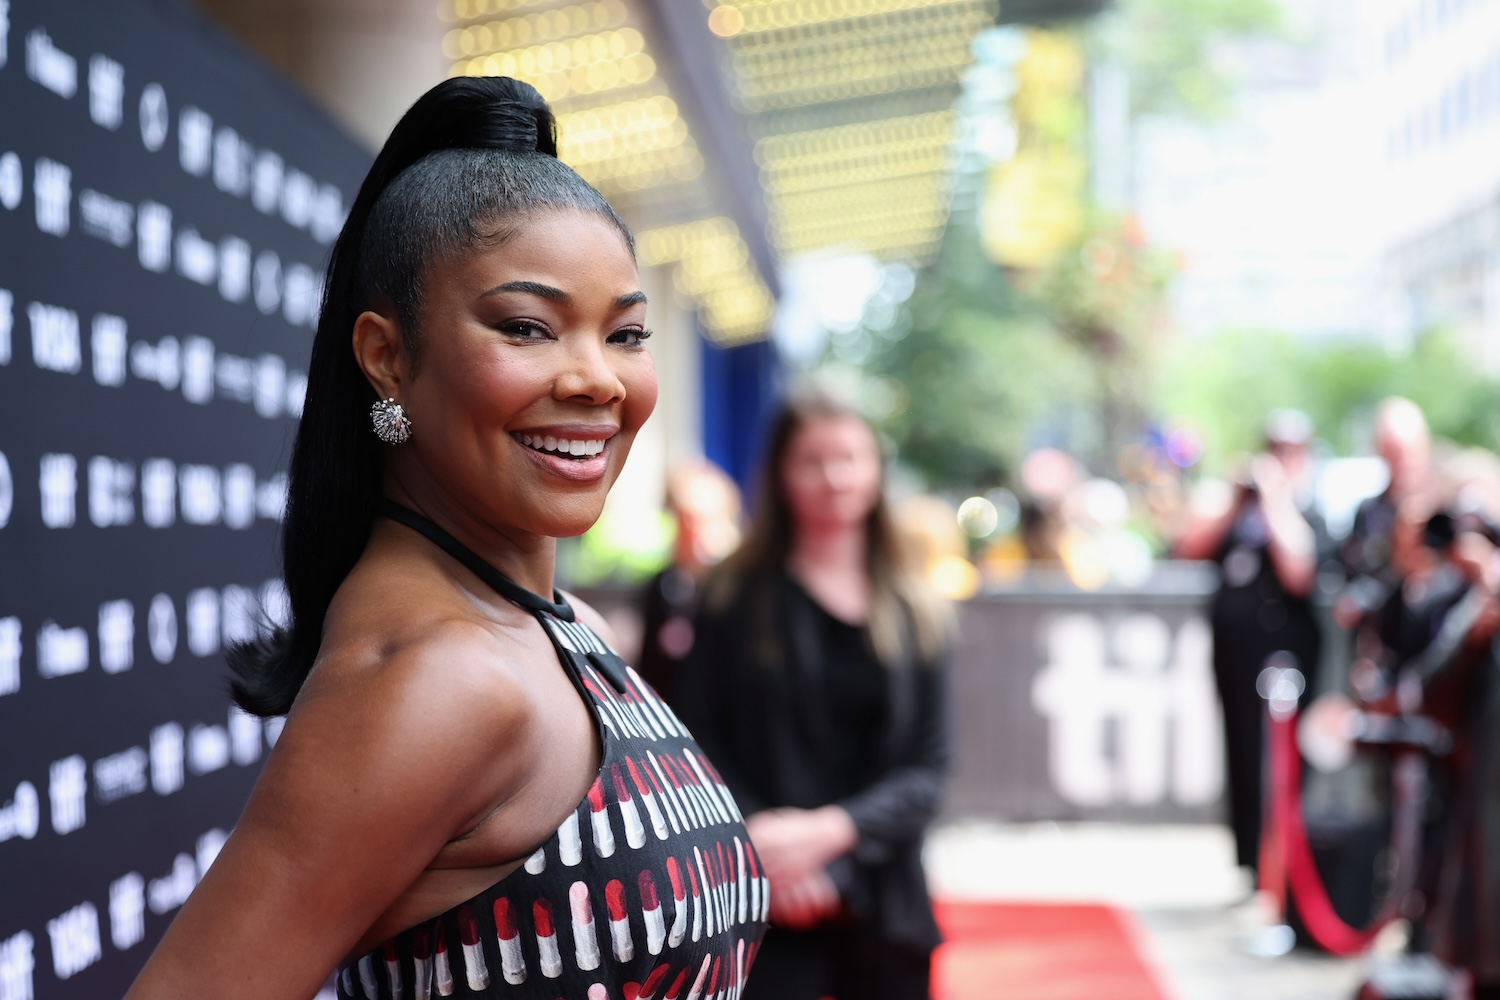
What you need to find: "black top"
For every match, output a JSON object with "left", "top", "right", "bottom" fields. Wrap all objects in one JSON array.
[
  {"left": 677, "top": 571, "right": 949, "bottom": 953},
  {"left": 337, "top": 504, "right": 767, "bottom": 999}
]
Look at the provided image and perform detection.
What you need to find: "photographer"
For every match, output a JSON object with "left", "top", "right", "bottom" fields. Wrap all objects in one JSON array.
[{"left": 1176, "top": 410, "right": 1327, "bottom": 880}]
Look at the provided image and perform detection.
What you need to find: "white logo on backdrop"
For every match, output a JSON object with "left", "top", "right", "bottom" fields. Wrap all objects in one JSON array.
[
  {"left": 0, "top": 2, "right": 9, "bottom": 71},
  {"left": 0, "top": 929, "right": 36, "bottom": 1000},
  {"left": 281, "top": 167, "right": 314, "bottom": 229},
  {"left": 47, "top": 756, "right": 87, "bottom": 835},
  {"left": 91, "top": 313, "right": 128, "bottom": 386},
  {"left": 97, "top": 599, "right": 135, "bottom": 673},
  {"left": 175, "top": 228, "right": 217, "bottom": 286},
  {"left": 31, "top": 158, "right": 70, "bottom": 237},
  {"left": 88, "top": 457, "right": 135, "bottom": 528},
  {"left": 0, "top": 155, "right": 19, "bottom": 212},
  {"left": 46, "top": 902, "right": 100, "bottom": 979},
  {"left": 0, "top": 289, "right": 12, "bottom": 365},
  {"left": 0, "top": 781, "right": 39, "bottom": 843},
  {"left": 147, "top": 594, "right": 177, "bottom": 663},
  {"left": 149, "top": 723, "right": 185, "bottom": 796},
  {"left": 131, "top": 335, "right": 180, "bottom": 390},
  {"left": 178, "top": 106, "right": 212, "bottom": 177},
  {"left": 25, "top": 29, "right": 75, "bottom": 99},
  {"left": 139, "top": 82, "right": 168, "bottom": 152},
  {"left": 0, "top": 618, "right": 20, "bottom": 695},
  {"left": 197, "top": 829, "right": 228, "bottom": 876},
  {"left": 36, "top": 621, "right": 87, "bottom": 679},
  {"left": 27, "top": 301, "right": 80, "bottom": 374},
  {"left": 181, "top": 336, "right": 214, "bottom": 404},
  {"left": 78, "top": 189, "right": 133, "bottom": 247},
  {"left": 108, "top": 873, "right": 146, "bottom": 950},
  {"left": 87, "top": 53, "right": 123, "bottom": 130},
  {"left": 223, "top": 465, "right": 255, "bottom": 529},
  {"left": 147, "top": 853, "right": 196, "bottom": 915},
  {"left": 220, "top": 585, "right": 258, "bottom": 646},
  {"left": 38, "top": 454, "right": 77, "bottom": 528},
  {"left": 140, "top": 458, "right": 176, "bottom": 527},
  {"left": 213, "top": 125, "right": 250, "bottom": 197},
  {"left": 251, "top": 149, "right": 282, "bottom": 214},
  {"left": 136, "top": 200, "right": 172, "bottom": 272},
  {"left": 93, "top": 747, "right": 148, "bottom": 804},
  {"left": 253, "top": 249, "right": 281, "bottom": 315},
  {"left": 0, "top": 452, "right": 11, "bottom": 529},
  {"left": 179, "top": 465, "right": 222, "bottom": 525},
  {"left": 1032, "top": 614, "right": 1223, "bottom": 808},
  {"left": 186, "top": 724, "right": 230, "bottom": 775},
  {"left": 218, "top": 235, "right": 251, "bottom": 303},
  {"left": 185, "top": 588, "right": 220, "bottom": 657},
  {"left": 228, "top": 706, "right": 262, "bottom": 766}
]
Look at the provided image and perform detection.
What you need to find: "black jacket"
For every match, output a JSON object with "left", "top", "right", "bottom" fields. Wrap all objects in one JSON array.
[{"left": 676, "top": 571, "right": 951, "bottom": 952}]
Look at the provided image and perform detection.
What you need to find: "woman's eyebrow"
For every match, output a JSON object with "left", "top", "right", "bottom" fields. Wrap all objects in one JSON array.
[
  {"left": 481, "top": 280, "right": 569, "bottom": 302},
  {"left": 615, "top": 291, "right": 648, "bottom": 308}
]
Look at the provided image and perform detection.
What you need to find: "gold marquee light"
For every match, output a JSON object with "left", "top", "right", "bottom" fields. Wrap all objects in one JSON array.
[{"left": 636, "top": 218, "right": 777, "bottom": 345}]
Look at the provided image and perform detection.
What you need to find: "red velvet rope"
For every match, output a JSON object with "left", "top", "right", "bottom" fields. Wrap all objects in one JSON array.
[{"left": 1263, "top": 709, "right": 1391, "bottom": 956}]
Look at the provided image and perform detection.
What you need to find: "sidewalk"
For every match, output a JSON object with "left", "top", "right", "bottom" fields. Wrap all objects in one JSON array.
[{"left": 925, "top": 821, "right": 1364, "bottom": 1000}]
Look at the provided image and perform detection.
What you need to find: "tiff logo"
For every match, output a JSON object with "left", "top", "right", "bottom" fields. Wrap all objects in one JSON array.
[
  {"left": 48, "top": 755, "right": 87, "bottom": 835},
  {"left": 109, "top": 873, "right": 146, "bottom": 950},
  {"left": 0, "top": 780, "right": 39, "bottom": 844},
  {"left": 0, "top": 288, "right": 11, "bottom": 364},
  {"left": 0, "top": 930, "right": 35, "bottom": 1000},
  {"left": 98, "top": 599, "right": 134, "bottom": 673},
  {"left": 91, "top": 313, "right": 127, "bottom": 386},
  {"left": 0, "top": 155, "right": 18, "bottom": 213},
  {"left": 32, "top": 158, "right": 69, "bottom": 237},
  {"left": 28, "top": 301, "right": 80, "bottom": 374},
  {"left": 0, "top": 451, "right": 11, "bottom": 529},
  {"left": 46, "top": 903, "right": 100, "bottom": 980},
  {"left": 1032, "top": 614, "right": 1223, "bottom": 809},
  {"left": 147, "top": 594, "right": 177, "bottom": 664},
  {"left": 25, "top": 28, "right": 74, "bottom": 99},
  {"left": 150, "top": 722, "right": 185, "bottom": 795},
  {"left": 37, "top": 621, "right": 87, "bottom": 679},
  {"left": 0, "top": 617, "right": 19, "bottom": 695},
  {"left": 88, "top": 457, "right": 135, "bottom": 528},
  {"left": 137, "top": 200, "right": 171, "bottom": 273},
  {"left": 138, "top": 83, "right": 167, "bottom": 152},
  {"left": 39, "top": 453, "right": 77, "bottom": 527},
  {"left": 87, "top": 53, "right": 123, "bottom": 130},
  {"left": 178, "top": 106, "right": 211, "bottom": 177}
]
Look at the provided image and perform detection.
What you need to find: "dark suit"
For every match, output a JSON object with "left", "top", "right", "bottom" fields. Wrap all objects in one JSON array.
[{"left": 677, "top": 571, "right": 950, "bottom": 999}]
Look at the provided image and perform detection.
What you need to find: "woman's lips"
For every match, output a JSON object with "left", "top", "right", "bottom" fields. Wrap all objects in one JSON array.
[{"left": 511, "top": 432, "right": 613, "bottom": 483}]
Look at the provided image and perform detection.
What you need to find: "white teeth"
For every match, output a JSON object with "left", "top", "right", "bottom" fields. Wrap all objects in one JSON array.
[
  {"left": 545, "top": 436, "right": 558, "bottom": 451},
  {"left": 518, "top": 433, "right": 609, "bottom": 457},
  {"left": 569, "top": 439, "right": 586, "bottom": 456}
]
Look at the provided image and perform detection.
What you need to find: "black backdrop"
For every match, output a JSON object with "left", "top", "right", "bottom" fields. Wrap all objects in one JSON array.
[{"left": 0, "top": 1, "right": 370, "bottom": 994}]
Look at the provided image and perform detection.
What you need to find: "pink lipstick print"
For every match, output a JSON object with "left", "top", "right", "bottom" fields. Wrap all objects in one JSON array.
[
  {"left": 570, "top": 881, "right": 602, "bottom": 971},
  {"left": 685, "top": 953, "right": 713, "bottom": 1000}
]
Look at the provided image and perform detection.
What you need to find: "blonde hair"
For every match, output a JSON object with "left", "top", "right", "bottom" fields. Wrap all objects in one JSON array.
[{"left": 708, "top": 393, "right": 952, "bottom": 667}]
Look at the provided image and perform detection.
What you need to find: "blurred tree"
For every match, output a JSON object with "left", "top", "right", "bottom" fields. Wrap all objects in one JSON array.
[{"left": 1158, "top": 328, "right": 1500, "bottom": 468}]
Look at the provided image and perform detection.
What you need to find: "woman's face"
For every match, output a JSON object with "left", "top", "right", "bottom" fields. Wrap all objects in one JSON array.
[
  {"left": 779, "top": 414, "right": 882, "bottom": 533},
  {"left": 392, "top": 209, "right": 657, "bottom": 538}
]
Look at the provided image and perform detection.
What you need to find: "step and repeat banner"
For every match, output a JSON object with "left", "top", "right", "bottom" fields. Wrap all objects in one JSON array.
[{"left": 0, "top": 1, "right": 369, "bottom": 994}]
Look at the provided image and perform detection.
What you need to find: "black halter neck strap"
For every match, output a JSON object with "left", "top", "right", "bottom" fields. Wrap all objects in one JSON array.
[{"left": 378, "top": 499, "right": 577, "bottom": 622}]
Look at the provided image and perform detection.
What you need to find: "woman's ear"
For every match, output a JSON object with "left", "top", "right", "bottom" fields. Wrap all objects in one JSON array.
[{"left": 351, "top": 310, "right": 406, "bottom": 400}]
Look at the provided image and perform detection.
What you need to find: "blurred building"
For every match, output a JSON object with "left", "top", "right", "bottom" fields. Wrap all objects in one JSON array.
[{"left": 1374, "top": 0, "right": 1500, "bottom": 371}]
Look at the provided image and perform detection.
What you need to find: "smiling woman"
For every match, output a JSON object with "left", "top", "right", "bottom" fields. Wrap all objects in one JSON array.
[{"left": 124, "top": 77, "right": 764, "bottom": 1000}]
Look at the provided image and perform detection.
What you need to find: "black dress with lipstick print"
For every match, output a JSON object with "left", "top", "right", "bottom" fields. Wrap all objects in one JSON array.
[{"left": 336, "top": 503, "right": 767, "bottom": 1000}]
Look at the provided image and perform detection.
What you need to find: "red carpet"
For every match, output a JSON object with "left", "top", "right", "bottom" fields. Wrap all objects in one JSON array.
[{"left": 931, "top": 901, "right": 1168, "bottom": 1000}]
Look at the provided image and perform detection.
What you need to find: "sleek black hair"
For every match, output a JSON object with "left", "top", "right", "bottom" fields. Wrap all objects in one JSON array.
[{"left": 229, "top": 77, "right": 633, "bottom": 717}]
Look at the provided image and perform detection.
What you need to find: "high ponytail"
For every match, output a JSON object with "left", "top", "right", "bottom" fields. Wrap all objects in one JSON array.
[{"left": 228, "top": 77, "right": 633, "bottom": 716}]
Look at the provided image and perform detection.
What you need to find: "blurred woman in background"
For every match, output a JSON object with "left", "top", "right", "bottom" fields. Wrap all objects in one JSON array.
[{"left": 679, "top": 393, "right": 953, "bottom": 1000}]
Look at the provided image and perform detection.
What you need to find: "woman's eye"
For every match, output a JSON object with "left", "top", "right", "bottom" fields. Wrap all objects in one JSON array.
[
  {"left": 609, "top": 326, "right": 653, "bottom": 348},
  {"left": 499, "top": 319, "right": 551, "bottom": 340}
]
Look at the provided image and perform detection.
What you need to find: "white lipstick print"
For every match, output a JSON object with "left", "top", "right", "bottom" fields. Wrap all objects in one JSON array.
[
  {"left": 666, "top": 856, "right": 688, "bottom": 947},
  {"left": 524, "top": 847, "right": 546, "bottom": 874},
  {"left": 587, "top": 778, "right": 616, "bottom": 858},
  {"left": 694, "top": 846, "right": 716, "bottom": 938},
  {"left": 647, "top": 752, "right": 690, "bottom": 831},
  {"left": 356, "top": 954, "right": 378, "bottom": 999},
  {"left": 688, "top": 857, "right": 704, "bottom": 942},
  {"left": 627, "top": 756, "right": 671, "bottom": 840},
  {"left": 697, "top": 752, "right": 743, "bottom": 822},
  {"left": 627, "top": 666, "right": 683, "bottom": 737},
  {"left": 383, "top": 940, "right": 405, "bottom": 999},
  {"left": 559, "top": 811, "right": 583, "bottom": 866},
  {"left": 492, "top": 898, "right": 527, "bottom": 985},
  {"left": 734, "top": 838, "right": 750, "bottom": 925},
  {"left": 433, "top": 921, "right": 455, "bottom": 997},
  {"left": 685, "top": 752, "right": 733, "bottom": 825},
  {"left": 639, "top": 868, "right": 667, "bottom": 955},
  {"left": 666, "top": 758, "right": 708, "bottom": 828},
  {"left": 533, "top": 898, "right": 563, "bottom": 979},
  {"left": 605, "top": 879, "right": 635, "bottom": 962},
  {"left": 457, "top": 906, "right": 490, "bottom": 991},
  {"left": 570, "top": 881, "right": 602, "bottom": 971},
  {"left": 612, "top": 764, "right": 648, "bottom": 850},
  {"left": 746, "top": 847, "right": 762, "bottom": 928}
]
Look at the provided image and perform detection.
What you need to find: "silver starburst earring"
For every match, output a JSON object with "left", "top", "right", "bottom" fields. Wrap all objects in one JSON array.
[{"left": 370, "top": 398, "right": 412, "bottom": 444}]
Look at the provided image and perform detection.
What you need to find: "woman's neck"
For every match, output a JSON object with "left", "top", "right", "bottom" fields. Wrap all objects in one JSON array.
[
  {"left": 383, "top": 476, "right": 557, "bottom": 600},
  {"left": 788, "top": 519, "right": 867, "bottom": 577}
]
